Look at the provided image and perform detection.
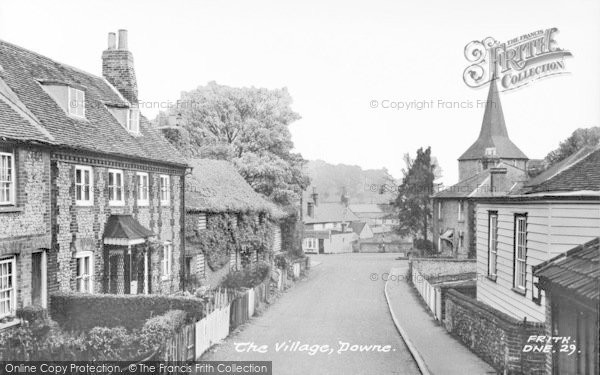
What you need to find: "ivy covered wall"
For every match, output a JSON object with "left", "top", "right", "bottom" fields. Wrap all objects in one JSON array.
[{"left": 185, "top": 212, "right": 275, "bottom": 273}]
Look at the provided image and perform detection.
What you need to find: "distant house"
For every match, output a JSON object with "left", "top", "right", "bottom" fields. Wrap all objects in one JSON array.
[
  {"left": 302, "top": 189, "right": 358, "bottom": 254},
  {"left": 533, "top": 237, "right": 599, "bottom": 375},
  {"left": 350, "top": 222, "right": 374, "bottom": 239},
  {"left": 433, "top": 79, "right": 529, "bottom": 258},
  {"left": 348, "top": 203, "right": 399, "bottom": 233},
  {"left": 185, "top": 159, "right": 285, "bottom": 288},
  {"left": 0, "top": 30, "right": 187, "bottom": 327}
]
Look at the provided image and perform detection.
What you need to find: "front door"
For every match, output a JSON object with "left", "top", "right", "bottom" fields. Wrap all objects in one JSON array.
[
  {"left": 31, "top": 252, "right": 43, "bottom": 306},
  {"left": 318, "top": 239, "right": 325, "bottom": 254}
]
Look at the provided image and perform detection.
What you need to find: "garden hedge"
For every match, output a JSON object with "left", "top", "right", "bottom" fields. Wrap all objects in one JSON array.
[{"left": 50, "top": 292, "right": 204, "bottom": 331}]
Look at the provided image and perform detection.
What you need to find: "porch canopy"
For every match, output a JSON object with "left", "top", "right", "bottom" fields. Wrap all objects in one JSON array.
[
  {"left": 103, "top": 214, "right": 155, "bottom": 246},
  {"left": 440, "top": 229, "right": 454, "bottom": 241}
]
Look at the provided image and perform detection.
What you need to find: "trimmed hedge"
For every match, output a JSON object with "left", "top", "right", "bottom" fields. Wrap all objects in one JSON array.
[
  {"left": 0, "top": 310, "right": 188, "bottom": 361},
  {"left": 50, "top": 292, "right": 204, "bottom": 331}
]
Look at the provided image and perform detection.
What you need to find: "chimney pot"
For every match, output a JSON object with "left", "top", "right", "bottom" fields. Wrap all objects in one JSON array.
[
  {"left": 118, "top": 29, "right": 128, "bottom": 50},
  {"left": 107, "top": 32, "right": 116, "bottom": 50}
]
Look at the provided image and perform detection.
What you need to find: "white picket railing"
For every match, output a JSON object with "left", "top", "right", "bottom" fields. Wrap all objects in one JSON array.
[
  {"left": 412, "top": 268, "right": 442, "bottom": 320},
  {"left": 195, "top": 304, "right": 231, "bottom": 359}
]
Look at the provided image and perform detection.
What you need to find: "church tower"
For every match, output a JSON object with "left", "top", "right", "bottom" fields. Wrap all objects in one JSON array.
[{"left": 458, "top": 79, "right": 528, "bottom": 181}]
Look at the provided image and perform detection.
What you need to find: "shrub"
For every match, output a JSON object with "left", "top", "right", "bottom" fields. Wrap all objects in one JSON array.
[
  {"left": 0, "top": 310, "right": 187, "bottom": 361},
  {"left": 50, "top": 293, "right": 204, "bottom": 331},
  {"left": 16, "top": 305, "right": 47, "bottom": 323},
  {"left": 414, "top": 238, "right": 436, "bottom": 255},
  {"left": 220, "top": 261, "right": 271, "bottom": 290},
  {"left": 138, "top": 310, "right": 187, "bottom": 352}
]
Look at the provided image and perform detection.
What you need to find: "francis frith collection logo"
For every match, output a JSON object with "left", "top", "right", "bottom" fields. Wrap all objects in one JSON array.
[{"left": 463, "top": 27, "right": 572, "bottom": 90}]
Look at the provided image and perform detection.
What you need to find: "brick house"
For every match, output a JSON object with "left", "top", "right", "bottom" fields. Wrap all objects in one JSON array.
[
  {"left": 184, "top": 159, "right": 285, "bottom": 289},
  {"left": 432, "top": 79, "right": 529, "bottom": 258},
  {"left": 444, "top": 147, "right": 600, "bottom": 373},
  {"left": 0, "top": 30, "right": 188, "bottom": 323}
]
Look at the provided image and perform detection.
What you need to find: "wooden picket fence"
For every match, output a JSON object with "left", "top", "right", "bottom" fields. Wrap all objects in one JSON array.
[{"left": 162, "top": 279, "right": 272, "bottom": 361}]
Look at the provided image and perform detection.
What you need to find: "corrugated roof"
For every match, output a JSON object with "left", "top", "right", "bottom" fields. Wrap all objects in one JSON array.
[
  {"left": 534, "top": 237, "right": 600, "bottom": 301},
  {"left": 459, "top": 79, "right": 527, "bottom": 161},
  {"left": 0, "top": 39, "right": 186, "bottom": 167},
  {"left": 185, "top": 158, "right": 285, "bottom": 218}
]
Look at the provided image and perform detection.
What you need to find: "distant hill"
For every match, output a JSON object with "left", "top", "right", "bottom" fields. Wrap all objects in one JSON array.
[{"left": 304, "top": 160, "right": 399, "bottom": 204}]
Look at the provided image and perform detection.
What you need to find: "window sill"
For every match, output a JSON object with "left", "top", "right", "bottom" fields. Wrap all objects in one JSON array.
[
  {"left": 512, "top": 287, "right": 526, "bottom": 296},
  {"left": 109, "top": 201, "right": 125, "bottom": 207},
  {"left": 138, "top": 201, "right": 149, "bottom": 207},
  {"left": 75, "top": 202, "right": 94, "bottom": 207},
  {"left": 486, "top": 275, "right": 497, "bottom": 282},
  {"left": 0, "top": 318, "right": 20, "bottom": 330},
  {"left": 0, "top": 206, "right": 23, "bottom": 213},
  {"left": 161, "top": 276, "right": 171, "bottom": 281}
]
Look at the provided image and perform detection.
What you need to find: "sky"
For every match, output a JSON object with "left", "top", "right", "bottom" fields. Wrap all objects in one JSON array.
[{"left": 1, "top": 0, "right": 599, "bottom": 185}]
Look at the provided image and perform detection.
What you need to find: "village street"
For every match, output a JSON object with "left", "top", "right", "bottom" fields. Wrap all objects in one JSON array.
[{"left": 201, "top": 254, "right": 420, "bottom": 375}]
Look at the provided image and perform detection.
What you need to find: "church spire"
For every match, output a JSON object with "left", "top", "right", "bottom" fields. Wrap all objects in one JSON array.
[{"left": 457, "top": 79, "right": 528, "bottom": 180}]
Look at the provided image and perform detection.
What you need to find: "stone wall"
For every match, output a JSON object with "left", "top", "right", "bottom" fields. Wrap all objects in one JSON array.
[
  {"left": 51, "top": 153, "right": 184, "bottom": 295},
  {"left": 0, "top": 145, "right": 52, "bottom": 310},
  {"left": 444, "top": 289, "right": 546, "bottom": 374}
]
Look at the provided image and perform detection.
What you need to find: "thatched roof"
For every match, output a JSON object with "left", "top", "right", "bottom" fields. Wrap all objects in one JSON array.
[{"left": 186, "top": 158, "right": 285, "bottom": 218}]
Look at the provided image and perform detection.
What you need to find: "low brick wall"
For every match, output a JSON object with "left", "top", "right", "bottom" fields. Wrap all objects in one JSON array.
[
  {"left": 444, "top": 289, "right": 546, "bottom": 374},
  {"left": 411, "top": 258, "right": 476, "bottom": 278}
]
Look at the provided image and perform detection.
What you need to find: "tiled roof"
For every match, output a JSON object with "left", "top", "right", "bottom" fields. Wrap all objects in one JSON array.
[
  {"left": 459, "top": 79, "right": 527, "bottom": 161},
  {"left": 433, "top": 162, "right": 524, "bottom": 199},
  {"left": 0, "top": 39, "right": 186, "bottom": 167},
  {"left": 521, "top": 147, "right": 600, "bottom": 194},
  {"left": 186, "top": 158, "right": 284, "bottom": 218},
  {"left": 534, "top": 237, "right": 599, "bottom": 301},
  {"left": 303, "top": 202, "right": 359, "bottom": 224},
  {"left": 0, "top": 97, "right": 52, "bottom": 143}
]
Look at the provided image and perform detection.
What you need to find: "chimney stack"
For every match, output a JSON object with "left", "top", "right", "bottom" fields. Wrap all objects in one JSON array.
[
  {"left": 107, "top": 32, "right": 116, "bottom": 50},
  {"left": 118, "top": 29, "right": 128, "bottom": 50},
  {"left": 102, "top": 29, "right": 138, "bottom": 105},
  {"left": 489, "top": 167, "right": 508, "bottom": 195},
  {"left": 311, "top": 187, "right": 319, "bottom": 207}
]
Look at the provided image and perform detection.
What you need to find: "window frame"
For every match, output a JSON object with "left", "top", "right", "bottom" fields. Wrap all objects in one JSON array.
[
  {"left": 0, "top": 256, "right": 16, "bottom": 318},
  {"left": 487, "top": 211, "right": 498, "bottom": 279},
  {"left": 159, "top": 174, "right": 170, "bottom": 206},
  {"left": 108, "top": 169, "right": 124, "bottom": 206},
  {"left": 438, "top": 201, "right": 442, "bottom": 220},
  {"left": 128, "top": 108, "right": 140, "bottom": 134},
  {"left": 161, "top": 242, "right": 173, "bottom": 281},
  {"left": 75, "top": 251, "right": 94, "bottom": 293},
  {"left": 68, "top": 86, "right": 86, "bottom": 119},
  {"left": 136, "top": 172, "right": 149, "bottom": 206},
  {"left": 75, "top": 165, "right": 94, "bottom": 206},
  {"left": 513, "top": 214, "right": 528, "bottom": 292},
  {"left": 457, "top": 201, "right": 464, "bottom": 221},
  {"left": 0, "top": 151, "right": 15, "bottom": 206}
]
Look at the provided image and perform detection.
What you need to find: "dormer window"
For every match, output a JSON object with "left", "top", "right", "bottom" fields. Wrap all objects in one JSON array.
[
  {"left": 68, "top": 87, "right": 85, "bottom": 118},
  {"left": 485, "top": 147, "right": 497, "bottom": 156},
  {"left": 127, "top": 108, "right": 140, "bottom": 134}
]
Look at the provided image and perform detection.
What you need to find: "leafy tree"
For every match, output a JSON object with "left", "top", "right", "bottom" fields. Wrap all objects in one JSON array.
[
  {"left": 157, "top": 81, "right": 310, "bottom": 205},
  {"left": 545, "top": 127, "right": 600, "bottom": 165},
  {"left": 392, "top": 147, "right": 437, "bottom": 243}
]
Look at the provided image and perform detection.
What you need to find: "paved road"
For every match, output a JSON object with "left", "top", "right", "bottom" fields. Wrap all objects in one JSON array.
[{"left": 202, "top": 253, "right": 420, "bottom": 375}]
